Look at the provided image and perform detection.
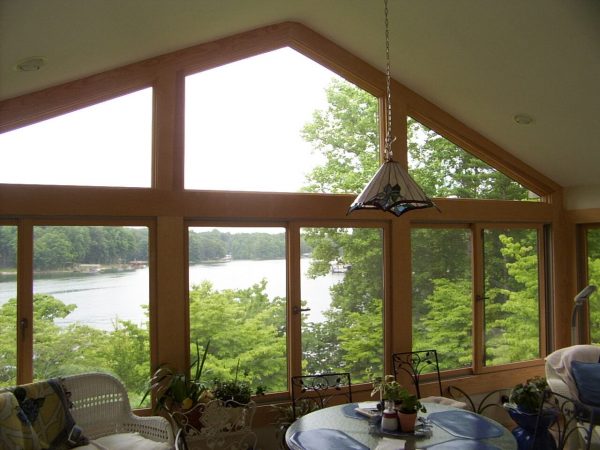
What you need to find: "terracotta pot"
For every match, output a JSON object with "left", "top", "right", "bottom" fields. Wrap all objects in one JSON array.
[{"left": 397, "top": 411, "right": 417, "bottom": 432}]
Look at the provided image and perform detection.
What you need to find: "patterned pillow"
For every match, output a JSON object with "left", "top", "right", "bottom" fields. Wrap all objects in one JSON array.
[
  {"left": 12, "top": 378, "right": 88, "bottom": 449},
  {"left": 0, "top": 391, "right": 42, "bottom": 450}
]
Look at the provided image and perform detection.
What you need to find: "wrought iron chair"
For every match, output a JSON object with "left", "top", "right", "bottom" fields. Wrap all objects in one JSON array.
[
  {"left": 290, "top": 372, "right": 353, "bottom": 420},
  {"left": 392, "top": 350, "right": 467, "bottom": 409},
  {"left": 530, "top": 390, "right": 599, "bottom": 450},
  {"left": 447, "top": 385, "right": 511, "bottom": 417}
]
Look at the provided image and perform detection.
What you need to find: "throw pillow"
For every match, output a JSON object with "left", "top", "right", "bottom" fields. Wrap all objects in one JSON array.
[{"left": 571, "top": 360, "right": 600, "bottom": 406}]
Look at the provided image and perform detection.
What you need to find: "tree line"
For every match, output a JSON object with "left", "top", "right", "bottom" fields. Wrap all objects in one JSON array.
[{"left": 0, "top": 226, "right": 303, "bottom": 272}]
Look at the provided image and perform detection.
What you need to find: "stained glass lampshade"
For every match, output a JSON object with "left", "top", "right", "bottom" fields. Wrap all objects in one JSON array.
[{"left": 348, "top": 158, "right": 435, "bottom": 217}]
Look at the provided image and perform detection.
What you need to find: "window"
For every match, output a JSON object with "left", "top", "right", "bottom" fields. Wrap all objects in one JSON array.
[
  {"left": 412, "top": 224, "right": 544, "bottom": 372},
  {"left": 411, "top": 227, "right": 472, "bottom": 370},
  {"left": 300, "top": 227, "right": 384, "bottom": 382},
  {"left": 188, "top": 226, "right": 288, "bottom": 392},
  {"left": 31, "top": 225, "right": 150, "bottom": 406},
  {"left": 0, "top": 225, "right": 17, "bottom": 387},
  {"left": 407, "top": 117, "right": 537, "bottom": 201},
  {"left": 582, "top": 226, "right": 600, "bottom": 344},
  {"left": 184, "top": 48, "right": 379, "bottom": 194},
  {"left": 0, "top": 89, "right": 153, "bottom": 188},
  {"left": 482, "top": 227, "right": 541, "bottom": 366}
]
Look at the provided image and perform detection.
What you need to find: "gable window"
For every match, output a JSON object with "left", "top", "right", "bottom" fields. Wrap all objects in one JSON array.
[
  {"left": 0, "top": 88, "right": 153, "bottom": 188},
  {"left": 408, "top": 117, "right": 538, "bottom": 201},
  {"left": 184, "top": 48, "right": 379, "bottom": 194}
]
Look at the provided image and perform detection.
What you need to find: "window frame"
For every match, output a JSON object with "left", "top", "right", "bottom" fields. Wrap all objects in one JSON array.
[{"left": 0, "top": 22, "right": 566, "bottom": 419}]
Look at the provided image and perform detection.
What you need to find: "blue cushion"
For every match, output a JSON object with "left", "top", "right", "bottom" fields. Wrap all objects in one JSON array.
[{"left": 571, "top": 360, "right": 600, "bottom": 406}]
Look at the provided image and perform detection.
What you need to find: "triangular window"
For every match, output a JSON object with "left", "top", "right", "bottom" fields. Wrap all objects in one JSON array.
[{"left": 408, "top": 117, "right": 538, "bottom": 201}]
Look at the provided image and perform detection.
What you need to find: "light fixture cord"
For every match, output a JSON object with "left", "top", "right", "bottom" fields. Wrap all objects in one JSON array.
[{"left": 384, "top": 0, "right": 395, "bottom": 162}]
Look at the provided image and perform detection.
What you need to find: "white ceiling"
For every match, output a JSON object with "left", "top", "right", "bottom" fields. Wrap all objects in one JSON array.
[{"left": 1, "top": 0, "right": 599, "bottom": 203}]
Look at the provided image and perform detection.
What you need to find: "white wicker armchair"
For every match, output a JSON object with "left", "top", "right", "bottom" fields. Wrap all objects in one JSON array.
[{"left": 62, "top": 372, "right": 175, "bottom": 448}]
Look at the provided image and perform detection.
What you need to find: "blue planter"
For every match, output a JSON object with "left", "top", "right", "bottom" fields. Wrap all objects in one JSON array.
[{"left": 506, "top": 405, "right": 558, "bottom": 450}]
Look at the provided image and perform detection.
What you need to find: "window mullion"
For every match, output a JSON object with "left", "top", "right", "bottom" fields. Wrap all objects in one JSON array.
[
  {"left": 472, "top": 224, "right": 485, "bottom": 374},
  {"left": 17, "top": 219, "right": 34, "bottom": 384}
]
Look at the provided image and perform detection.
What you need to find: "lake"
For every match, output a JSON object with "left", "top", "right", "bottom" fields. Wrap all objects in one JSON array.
[{"left": 0, "top": 258, "right": 343, "bottom": 330}]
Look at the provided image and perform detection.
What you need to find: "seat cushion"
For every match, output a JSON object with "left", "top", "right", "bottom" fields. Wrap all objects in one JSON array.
[
  {"left": 77, "top": 432, "right": 172, "bottom": 450},
  {"left": 571, "top": 360, "right": 600, "bottom": 406}
]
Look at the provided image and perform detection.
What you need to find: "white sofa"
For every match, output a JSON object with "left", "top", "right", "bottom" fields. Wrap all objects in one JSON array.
[
  {"left": 545, "top": 345, "right": 600, "bottom": 450},
  {"left": 1, "top": 372, "right": 174, "bottom": 450},
  {"left": 545, "top": 345, "right": 600, "bottom": 400}
]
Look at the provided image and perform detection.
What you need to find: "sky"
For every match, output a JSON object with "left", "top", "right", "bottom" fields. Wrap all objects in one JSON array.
[{"left": 0, "top": 47, "right": 345, "bottom": 192}]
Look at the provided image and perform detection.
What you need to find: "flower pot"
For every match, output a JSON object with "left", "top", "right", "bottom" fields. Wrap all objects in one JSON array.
[
  {"left": 505, "top": 404, "right": 558, "bottom": 450},
  {"left": 398, "top": 411, "right": 417, "bottom": 432}
]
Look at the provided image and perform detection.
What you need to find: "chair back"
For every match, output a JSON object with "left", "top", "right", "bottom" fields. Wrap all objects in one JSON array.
[
  {"left": 532, "top": 390, "right": 598, "bottom": 450},
  {"left": 290, "top": 372, "right": 352, "bottom": 420},
  {"left": 392, "top": 350, "right": 443, "bottom": 398}
]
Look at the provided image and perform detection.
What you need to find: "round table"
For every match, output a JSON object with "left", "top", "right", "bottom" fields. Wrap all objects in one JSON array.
[{"left": 285, "top": 402, "right": 517, "bottom": 449}]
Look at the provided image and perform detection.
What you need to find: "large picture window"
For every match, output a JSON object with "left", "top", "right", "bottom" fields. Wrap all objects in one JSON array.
[
  {"left": 483, "top": 227, "right": 541, "bottom": 366},
  {"left": 412, "top": 227, "right": 472, "bottom": 370},
  {"left": 300, "top": 227, "right": 384, "bottom": 382},
  {"left": 31, "top": 225, "right": 150, "bottom": 406},
  {"left": 188, "top": 226, "right": 288, "bottom": 393}
]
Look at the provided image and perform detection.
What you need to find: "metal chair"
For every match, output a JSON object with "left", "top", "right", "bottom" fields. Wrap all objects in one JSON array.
[
  {"left": 290, "top": 372, "right": 353, "bottom": 420},
  {"left": 530, "top": 390, "right": 599, "bottom": 450},
  {"left": 392, "top": 350, "right": 467, "bottom": 409}
]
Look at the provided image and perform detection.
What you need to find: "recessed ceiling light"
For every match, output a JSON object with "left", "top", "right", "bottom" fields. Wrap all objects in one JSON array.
[
  {"left": 513, "top": 114, "right": 533, "bottom": 125},
  {"left": 14, "top": 57, "right": 47, "bottom": 72}
]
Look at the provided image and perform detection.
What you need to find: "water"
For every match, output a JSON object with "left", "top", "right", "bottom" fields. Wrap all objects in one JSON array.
[{"left": 0, "top": 259, "right": 343, "bottom": 330}]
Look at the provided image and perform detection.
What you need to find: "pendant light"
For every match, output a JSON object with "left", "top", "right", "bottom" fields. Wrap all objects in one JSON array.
[{"left": 348, "top": 0, "right": 436, "bottom": 217}]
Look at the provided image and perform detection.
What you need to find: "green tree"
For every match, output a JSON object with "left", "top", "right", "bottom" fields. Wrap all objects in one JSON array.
[
  {"left": 188, "top": 280, "right": 287, "bottom": 392},
  {"left": 301, "top": 79, "right": 537, "bottom": 377}
]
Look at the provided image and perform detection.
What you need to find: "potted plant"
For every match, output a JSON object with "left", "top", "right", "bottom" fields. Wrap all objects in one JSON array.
[
  {"left": 371, "top": 374, "right": 405, "bottom": 407},
  {"left": 397, "top": 391, "right": 426, "bottom": 432},
  {"left": 508, "top": 376, "right": 548, "bottom": 413},
  {"left": 210, "top": 360, "right": 266, "bottom": 406},
  {"left": 140, "top": 339, "right": 212, "bottom": 415},
  {"left": 505, "top": 376, "right": 556, "bottom": 450}
]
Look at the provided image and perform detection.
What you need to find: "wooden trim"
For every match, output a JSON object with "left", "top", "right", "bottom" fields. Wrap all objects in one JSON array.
[
  {"left": 567, "top": 209, "right": 600, "bottom": 224},
  {"left": 287, "top": 223, "right": 302, "bottom": 382},
  {"left": 17, "top": 221, "right": 33, "bottom": 383},
  {"left": 472, "top": 224, "right": 484, "bottom": 373}
]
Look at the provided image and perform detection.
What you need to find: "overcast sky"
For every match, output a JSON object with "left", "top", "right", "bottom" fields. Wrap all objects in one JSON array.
[{"left": 0, "top": 47, "right": 345, "bottom": 192}]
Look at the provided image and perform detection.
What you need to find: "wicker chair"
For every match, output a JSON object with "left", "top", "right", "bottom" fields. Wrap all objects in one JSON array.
[
  {"left": 63, "top": 372, "right": 174, "bottom": 447},
  {"left": 2, "top": 372, "right": 174, "bottom": 449}
]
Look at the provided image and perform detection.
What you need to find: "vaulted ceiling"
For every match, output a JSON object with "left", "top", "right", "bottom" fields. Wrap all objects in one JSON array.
[{"left": 2, "top": 0, "right": 599, "bottom": 206}]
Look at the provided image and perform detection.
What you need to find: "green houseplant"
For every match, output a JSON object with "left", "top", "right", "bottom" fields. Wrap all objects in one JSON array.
[
  {"left": 508, "top": 376, "right": 548, "bottom": 413},
  {"left": 371, "top": 374, "right": 406, "bottom": 404},
  {"left": 140, "top": 339, "right": 211, "bottom": 413},
  {"left": 397, "top": 390, "right": 426, "bottom": 432}
]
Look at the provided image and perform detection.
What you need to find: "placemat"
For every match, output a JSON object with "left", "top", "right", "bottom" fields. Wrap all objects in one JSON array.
[
  {"left": 427, "top": 410, "right": 504, "bottom": 440},
  {"left": 342, "top": 402, "right": 378, "bottom": 420},
  {"left": 424, "top": 438, "right": 501, "bottom": 449},
  {"left": 288, "top": 428, "right": 369, "bottom": 450}
]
